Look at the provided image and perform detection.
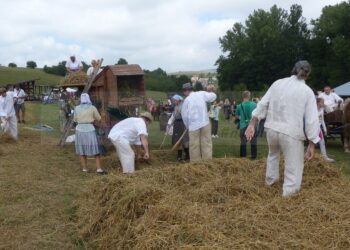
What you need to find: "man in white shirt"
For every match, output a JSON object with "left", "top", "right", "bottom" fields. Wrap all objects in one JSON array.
[
  {"left": 0, "top": 87, "right": 18, "bottom": 140},
  {"left": 14, "top": 85, "right": 27, "bottom": 123},
  {"left": 318, "top": 86, "right": 343, "bottom": 112},
  {"left": 245, "top": 61, "right": 320, "bottom": 197},
  {"left": 181, "top": 83, "right": 217, "bottom": 161},
  {"left": 108, "top": 112, "right": 152, "bottom": 173},
  {"left": 65, "top": 55, "right": 83, "bottom": 75}
]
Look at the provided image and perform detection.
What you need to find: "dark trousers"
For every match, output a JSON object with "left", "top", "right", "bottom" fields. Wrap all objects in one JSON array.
[
  {"left": 211, "top": 119, "right": 218, "bottom": 135},
  {"left": 256, "top": 119, "right": 265, "bottom": 137},
  {"left": 240, "top": 127, "right": 257, "bottom": 159}
]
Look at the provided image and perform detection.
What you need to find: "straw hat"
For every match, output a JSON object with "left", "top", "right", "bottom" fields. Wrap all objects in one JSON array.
[{"left": 140, "top": 112, "right": 153, "bottom": 122}]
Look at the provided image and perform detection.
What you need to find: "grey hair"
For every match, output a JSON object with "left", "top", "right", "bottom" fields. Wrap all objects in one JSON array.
[
  {"left": 242, "top": 90, "right": 251, "bottom": 99},
  {"left": 291, "top": 60, "right": 312, "bottom": 79}
]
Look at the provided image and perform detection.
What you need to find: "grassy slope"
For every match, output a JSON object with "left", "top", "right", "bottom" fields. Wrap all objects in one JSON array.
[{"left": 0, "top": 67, "right": 63, "bottom": 86}]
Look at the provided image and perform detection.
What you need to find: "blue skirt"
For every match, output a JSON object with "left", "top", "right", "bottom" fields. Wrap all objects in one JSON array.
[{"left": 75, "top": 130, "right": 100, "bottom": 156}]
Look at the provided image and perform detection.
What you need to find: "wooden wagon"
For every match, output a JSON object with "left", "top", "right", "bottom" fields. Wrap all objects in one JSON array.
[{"left": 60, "top": 64, "right": 146, "bottom": 134}]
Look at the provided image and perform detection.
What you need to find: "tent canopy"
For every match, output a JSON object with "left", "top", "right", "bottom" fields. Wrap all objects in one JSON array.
[{"left": 334, "top": 82, "right": 350, "bottom": 97}]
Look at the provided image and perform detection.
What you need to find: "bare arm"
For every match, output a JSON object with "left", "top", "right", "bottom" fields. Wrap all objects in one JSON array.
[
  {"left": 245, "top": 116, "right": 258, "bottom": 141},
  {"left": 140, "top": 134, "right": 150, "bottom": 159}
]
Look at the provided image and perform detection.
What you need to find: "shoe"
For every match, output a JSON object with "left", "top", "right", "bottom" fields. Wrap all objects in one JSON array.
[
  {"left": 215, "top": 135, "right": 219, "bottom": 138},
  {"left": 82, "top": 169, "right": 88, "bottom": 173},
  {"left": 324, "top": 157, "right": 335, "bottom": 163},
  {"left": 177, "top": 157, "right": 183, "bottom": 162},
  {"left": 211, "top": 135, "right": 215, "bottom": 138},
  {"left": 97, "top": 169, "right": 107, "bottom": 175}
]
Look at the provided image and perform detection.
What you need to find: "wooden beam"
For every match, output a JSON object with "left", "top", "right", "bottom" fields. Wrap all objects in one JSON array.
[{"left": 58, "top": 59, "right": 103, "bottom": 146}]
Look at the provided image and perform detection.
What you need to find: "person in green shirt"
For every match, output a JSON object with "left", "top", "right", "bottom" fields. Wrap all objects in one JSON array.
[{"left": 235, "top": 91, "right": 257, "bottom": 159}]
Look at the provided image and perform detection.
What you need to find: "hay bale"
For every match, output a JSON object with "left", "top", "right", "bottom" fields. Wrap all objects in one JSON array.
[
  {"left": 76, "top": 157, "right": 350, "bottom": 249},
  {"left": 60, "top": 71, "right": 88, "bottom": 86}
]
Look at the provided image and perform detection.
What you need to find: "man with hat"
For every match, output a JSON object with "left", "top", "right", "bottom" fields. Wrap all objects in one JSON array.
[
  {"left": 181, "top": 82, "right": 217, "bottom": 161},
  {"left": 65, "top": 55, "right": 83, "bottom": 75},
  {"left": 108, "top": 112, "right": 152, "bottom": 173},
  {"left": 0, "top": 87, "right": 18, "bottom": 140}
]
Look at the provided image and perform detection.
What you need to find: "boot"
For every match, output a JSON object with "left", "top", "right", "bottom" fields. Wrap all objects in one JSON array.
[
  {"left": 184, "top": 148, "right": 190, "bottom": 161},
  {"left": 177, "top": 150, "right": 183, "bottom": 161}
]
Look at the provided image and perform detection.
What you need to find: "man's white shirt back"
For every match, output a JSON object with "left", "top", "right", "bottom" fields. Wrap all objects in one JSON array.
[
  {"left": 252, "top": 75, "right": 320, "bottom": 144},
  {"left": 181, "top": 91, "right": 217, "bottom": 131}
]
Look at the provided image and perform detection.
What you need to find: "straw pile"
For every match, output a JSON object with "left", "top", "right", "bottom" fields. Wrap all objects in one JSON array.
[
  {"left": 76, "top": 157, "right": 350, "bottom": 249},
  {"left": 60, "top": 71, "right": 88, "bottom": 86}
]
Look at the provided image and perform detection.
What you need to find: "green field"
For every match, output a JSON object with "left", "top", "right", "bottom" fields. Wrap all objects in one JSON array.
[
  {"left": 0, "top": 67, "right": 63, "bottom": 86},
  {"left": 145, "top": 90, "right": 167, "bottom": 101}
]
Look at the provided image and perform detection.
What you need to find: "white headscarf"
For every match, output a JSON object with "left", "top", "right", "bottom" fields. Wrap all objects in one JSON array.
[{"left": 80, "top": 93, "right": 92, "bottom": 104}]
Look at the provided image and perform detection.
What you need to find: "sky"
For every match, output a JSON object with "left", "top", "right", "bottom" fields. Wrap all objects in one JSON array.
[{"left": 0, "top": 0, "right": 344, "bottom": 72}]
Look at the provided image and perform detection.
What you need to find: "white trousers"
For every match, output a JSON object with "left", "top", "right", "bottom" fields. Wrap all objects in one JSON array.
[
  {"left": 1, "top": 116, "right": 18, "bottom": 140},
  {"left": 266, "top": 129, "right": 304, "bottom": 197},
  {"left": 111, "top": 138, "right": 135, "bottom": 173}
]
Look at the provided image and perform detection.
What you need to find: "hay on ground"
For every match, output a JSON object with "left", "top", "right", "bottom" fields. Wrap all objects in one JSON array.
[{"left": 76, "top": 157, "right": 350, "bottom": 249}]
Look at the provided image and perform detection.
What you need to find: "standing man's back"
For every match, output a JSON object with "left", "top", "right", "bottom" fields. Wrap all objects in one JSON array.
[{"left": 181, "top": 83, "right": 217, "bottom": 161}]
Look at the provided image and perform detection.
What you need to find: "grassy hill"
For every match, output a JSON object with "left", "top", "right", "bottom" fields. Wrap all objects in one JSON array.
[{"left": 0, "top": 67, "right": 63, "bottom": 86}]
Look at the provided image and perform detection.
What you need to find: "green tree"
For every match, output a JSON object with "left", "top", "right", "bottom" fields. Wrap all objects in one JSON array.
[
  {"left": 144, "top": 68, "right": 173, "bottom": 92},
  {"left": 216, "top": 4, "right": 309, "bottom": 91},
  {"left": 170, "top": 74, "right": 191, "bottom": 90},
  {"left": 26, "top": 61, "right": 37, "bottom": 69},
  {"left": 43, "top": 61, "right": 66, "bottom": 76},
  {"left": 116, "top": 58, "right": 128, "bottom": 65},
  {"left": 8, "top": 62, "right": 17, "bottom": 68},
  {"left": 82, "top": 61, "right": 89, "bottom": 72},
  {"left": 309, "top": 1, "right": 350, "bottom": 88}
]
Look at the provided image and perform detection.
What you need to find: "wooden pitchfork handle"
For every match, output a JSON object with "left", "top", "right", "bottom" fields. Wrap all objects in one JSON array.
[{"left": 171, "top": 129, "right": 188, "bottom": 151}]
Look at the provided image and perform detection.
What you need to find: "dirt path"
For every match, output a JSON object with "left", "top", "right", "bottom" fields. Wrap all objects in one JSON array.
[{"left": 0, "top": 129, "right": 87, "bottom": 249}]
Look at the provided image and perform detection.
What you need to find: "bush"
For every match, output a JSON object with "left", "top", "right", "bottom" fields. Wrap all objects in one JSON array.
[
  {"left": 8, "top": 63, "right": 17, "bottom": 68},
  {"left": 26, "top": 61, "right": 37, "bottom": 69}
]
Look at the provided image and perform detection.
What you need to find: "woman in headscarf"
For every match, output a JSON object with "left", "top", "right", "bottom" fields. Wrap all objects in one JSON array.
[
  {"left": 73, "top": 93, "right": 106, "bottom": 174},
  {"left": 168, "top": 94, "right": 189, "bottom": 161}
]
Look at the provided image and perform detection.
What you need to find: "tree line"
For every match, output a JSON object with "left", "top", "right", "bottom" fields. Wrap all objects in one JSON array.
[{"left": 216, "top": 2, "right": 350, "bottom": 91}]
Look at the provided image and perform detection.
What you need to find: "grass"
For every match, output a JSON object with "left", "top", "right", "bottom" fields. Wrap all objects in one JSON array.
[
  {"left": 0, "top": 67, "right": 63, "bottom": 86},
  {"left": 0, "top": 101, "right": 349, "bottom": 248},
  {"left": 145, "top": 90, "right": 167, "bottom": 101}
]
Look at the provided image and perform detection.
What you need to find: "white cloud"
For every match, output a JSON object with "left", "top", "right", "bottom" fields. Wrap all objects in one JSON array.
[{"left": 0, "top": 0, "right": 344, "bottom": 71}]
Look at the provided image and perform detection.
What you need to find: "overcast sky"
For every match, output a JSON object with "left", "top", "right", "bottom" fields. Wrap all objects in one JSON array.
[{"left": 0, "top": 0, "right": 344, "bottom": 72}]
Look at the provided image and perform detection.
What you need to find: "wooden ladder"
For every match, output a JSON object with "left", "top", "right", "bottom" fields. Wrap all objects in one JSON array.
[{"left": 58, "top": 58, "right": 103, "bottom": 146}]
